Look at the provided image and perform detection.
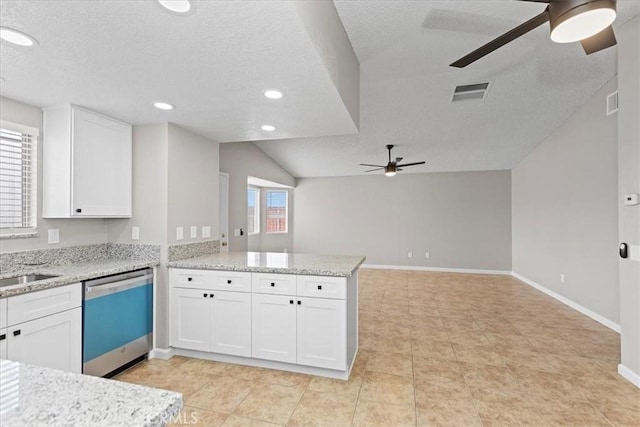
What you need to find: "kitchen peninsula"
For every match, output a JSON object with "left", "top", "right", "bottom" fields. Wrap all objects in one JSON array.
[{"left": 167, "top": 252, "right": 365, "bottom": 380}]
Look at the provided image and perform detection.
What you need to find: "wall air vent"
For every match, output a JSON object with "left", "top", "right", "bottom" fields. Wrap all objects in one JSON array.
[
  {"left": 452, "top": 82, "right": 490, "bottom": 102},
  {"left": 606, "top": 91, "right": 618, "bottom": 116}
]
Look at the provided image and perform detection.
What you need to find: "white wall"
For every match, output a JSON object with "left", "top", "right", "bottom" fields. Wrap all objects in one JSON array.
[
  {"left": 512, "top": 78, "right": 619, "bottom": 324},
  {"left": 617, "top": 15, "right": 640, "bottom": 386},
  {"left": 0, "top": 97, "right": 108, "bottom": 253},
  {"left": 220, "top": 142, "right": 295, "bottom": 252},
  {"left": 167, "top": 123, "right": 219, "bottom": 245},
  {"left": 293, "top": 171, "right": 512, "bottom": 270}
]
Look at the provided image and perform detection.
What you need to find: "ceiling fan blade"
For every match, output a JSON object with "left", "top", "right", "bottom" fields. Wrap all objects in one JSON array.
[
  {"left": 360, "top": 163, "right": 385, "bottom": 168},
  {"left": 581, "top": 25, "right": 616, "bottom": 55},
  {"left": 364, "top": 167, "right": 384, "bottom": 173},
  {"left": 395, "top": 157, "right": 403, "bottom": 163},
  {"left": 450, "top": 9, "right": 550, "bottom": 68},
  {"left": 515, "top": 0, "right": 550, "bottom": 2},
  {"left": 396, "top": 161, "right": 426, "bottom": 168}
]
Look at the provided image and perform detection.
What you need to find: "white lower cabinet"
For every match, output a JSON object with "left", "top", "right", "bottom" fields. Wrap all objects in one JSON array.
[
  {"left": 296, "top": 297, "right": 346, "bottom": 370},
  {"left": 7, "top": 307, "right": 81, "bottom": 373},
  {"left": 171, "top": 286, "right": 251, "bottom": 357},
  {"left": 0, "top": 328, "right": 7, "bottom": 359},
  {"left": 251, "top": 293, "right": 297, "bottom": 363}
]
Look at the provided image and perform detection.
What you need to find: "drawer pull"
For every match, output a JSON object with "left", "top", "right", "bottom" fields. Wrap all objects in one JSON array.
[
  {"left": 290, "top": 300, "right": 294, "bottom": 304},
  {"left": 0, "top": 334, "right": 5, "bottom": 341},
  {"left": 297, "top": 300, "right": 302, "bottom": 305},
  {"left": 210, "top": 294, "right": 214, "bottom": 298},
  {"left": 13, "top": 330, "right": 21, "bottom": 337},
  {"left": 203, "top": 293, "right": 208, "bottom": 298},
  {"left": 187, "top": 277, "right": 193, "bottom": 282},
  {"left": 317, "top": 285, "right": 322, "bottom": 290},
  {"left": 270, "top": 282, "right": 275, "bottom": 287},
  {"left": 227, "top": 279, "right": 232, "bottom": 284}
]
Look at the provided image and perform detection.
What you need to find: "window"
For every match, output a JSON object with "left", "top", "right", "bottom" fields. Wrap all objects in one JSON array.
[
  {"left": 0, "top": 123, "right": 37, "bottom": 237},
  {"left": 247, "top": 187, "right": 260, "bottom": 235},
  {"left": 265, "top": 190, "right": 288, "bottom": 234}
]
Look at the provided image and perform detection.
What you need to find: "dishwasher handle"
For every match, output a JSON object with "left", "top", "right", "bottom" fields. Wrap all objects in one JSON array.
[{"left": 85, "top": 273, "right": 153, "bottom": 300}]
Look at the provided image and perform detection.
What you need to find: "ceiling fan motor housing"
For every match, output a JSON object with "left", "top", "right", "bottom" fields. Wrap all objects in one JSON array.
[{"left": 549, "top": 0, "right": 617, "bottom": 42}]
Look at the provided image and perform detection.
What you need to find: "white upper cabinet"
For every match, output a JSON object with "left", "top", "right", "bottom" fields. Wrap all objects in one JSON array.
[{"left": 42, "top": 105, "right": 132, "bottom": 218}]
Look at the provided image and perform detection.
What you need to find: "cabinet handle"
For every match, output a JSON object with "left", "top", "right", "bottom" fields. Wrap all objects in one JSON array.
[
  {"left": 187, "top": 277, "right": 193, "bottom": 282},
  {"left": 289, "top": 300, "right": 294, "bottom": 304},
  {"left": 0, "top": 334, "right": 5, "bottom": 341},
  {"left": 75, "top": 208, "right": 82, "bottom": 213},
  {"left": 317, "top": 285, "right": 322, "bottom": 290},
  {"left": 297, "top": 300, "right": 301, "bottom": 305},
  {"left": 203, "top": 293, "right": 208, "bottom": 298},
  {"left": 13, "top": 330, "right": 21, "bottom": 336},
  {"left": 227, "top": 279, "right": 232, "bottom": 284},
  {"left": 210, "top": 294, "right": 214, "bottom": 298},
  {"left": 270, "top": 282, "right": 275, "bottom": 287}
]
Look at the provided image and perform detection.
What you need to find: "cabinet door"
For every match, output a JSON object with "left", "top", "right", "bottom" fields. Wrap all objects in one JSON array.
[
  {"left": 72, "top": 107, "right": 132, "bottom": 217},
  {"left": 0, "top": 328, "right": 6, "bottom": 359},
  {"left": 252, "top": 293, "right": 296, "bottom": 363},
  {"left": 170, "top": 288, "right": 211, "bottom": 351},
  {"left": 297, "top": 297, "right": 346, "bottom": 370},
  {"left": 7, "top": 307, "right": 81, "bottom": 373},
  {"left": 211, "top": 291, "right": 251, "bottom": 357}
]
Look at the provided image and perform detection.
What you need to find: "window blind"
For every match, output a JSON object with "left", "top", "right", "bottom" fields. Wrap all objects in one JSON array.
[
  {"left": 0, "top": 128, "right": 36, "bottom": 231},
  {"left": 265, "top": 190, "right": 287, "bottom": 233}
]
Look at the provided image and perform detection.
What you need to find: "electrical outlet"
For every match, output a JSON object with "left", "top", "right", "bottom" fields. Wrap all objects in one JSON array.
[
  {"left": 408, "top": 251, "right": 413, "bottom": 258},
  {"left": 560, "top": 274, "right": 565, "bottom": 284},
  {"left": 176, "top": 226, "right": 184, "bottom": 241},
  {"left": 202, "top": 226, "right": 211, "bottom": 238},
  {"left": 131, "top": 226, "right": 140, "bottom": 240},
  {"left": 425, "top": 252, "right": 430, "bottom": 259},
  {"left": 190, "top": 226, "right": 197, "bottom": 239},
  {"left": 48, "top": 229, "right": 59, "bottom": 244}
]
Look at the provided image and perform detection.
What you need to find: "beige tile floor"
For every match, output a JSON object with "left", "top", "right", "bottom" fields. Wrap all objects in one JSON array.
[{"left": 115, "top": 269, "right": 640, "bottom": 426}]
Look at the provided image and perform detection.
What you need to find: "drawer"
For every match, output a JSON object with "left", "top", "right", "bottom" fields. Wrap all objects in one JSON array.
[
  {"left": 0, "top": 298, "right": 6, "bottom": 329},
  {"left": 211, "top": 271, "right": 251, "bottom": 292},
  {"left": 297, "top": 275, "right": 346, "bottom": 300},
  {"left": 171, "top": 268, "right": 213, "bottom": 289},
  {"left": 7, "top": 283, "right": 82, "bottom": 326},
  {"left": 252, "top": 273, "right": 296, "bottom": 296}
]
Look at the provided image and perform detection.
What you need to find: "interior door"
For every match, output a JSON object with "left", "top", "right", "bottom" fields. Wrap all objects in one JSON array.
[{"left": 219, "top": 172, "right": 229, "bottom": 253}]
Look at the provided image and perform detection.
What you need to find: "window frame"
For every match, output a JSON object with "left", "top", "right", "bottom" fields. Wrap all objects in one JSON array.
[
  {"left": 265, "top": 189, "right": 288, "bottom": 234},
  {"left": 247, "top": 186, "right": 260, "bottom": 235},
  {"left": 0, "top": 120, "right": 39, "bottom": 239}
]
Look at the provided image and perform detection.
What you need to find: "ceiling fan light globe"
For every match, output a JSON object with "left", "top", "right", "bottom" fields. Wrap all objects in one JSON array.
[
  {"left": 550, "top": 6, "right": 616, "bottom": 43},
  {"left": 385, "top": 171, "right": 397, "bottom": 177}
]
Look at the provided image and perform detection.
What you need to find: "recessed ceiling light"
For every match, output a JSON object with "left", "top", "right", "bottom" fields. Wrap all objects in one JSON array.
[
  {"left": 0, "top": 27, "right": 38, "bottom": 46},
  {"left": 261, "top": 125, "right": 276, "bottom": 131},
  {"left": 154, "top": 102, "right": 175, "bottom": 110},
  {"left": 263, "top": 90, "right": 283, "bottom": 100},
  {"left": 158, "top": 0, "right": 192, "bottom": 14}
]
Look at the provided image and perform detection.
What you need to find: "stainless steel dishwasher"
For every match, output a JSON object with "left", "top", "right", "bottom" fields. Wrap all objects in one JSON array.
[{"left": 83, "top": 268, "right": 153, "bottom": 377}]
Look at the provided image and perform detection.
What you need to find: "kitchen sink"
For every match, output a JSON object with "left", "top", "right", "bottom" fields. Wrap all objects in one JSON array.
[{"left": 0, "top": 274, "right": 59, "bottom": 287}]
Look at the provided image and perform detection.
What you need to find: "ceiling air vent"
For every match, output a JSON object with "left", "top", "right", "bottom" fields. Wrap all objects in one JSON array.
[
  {"left": 452, "top": 82, "right": 490, "bottom": 102},
  {"left": 606, "top": 91, "right": 618, "bottom": 116}
]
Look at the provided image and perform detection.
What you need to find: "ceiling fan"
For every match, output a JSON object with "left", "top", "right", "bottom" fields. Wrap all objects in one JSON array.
[
  {"left": 450, "top": 0, "right": 618, "bottom": 68},
  {"left": 360, "top": 145, "right": 426, "bottom": 177}
]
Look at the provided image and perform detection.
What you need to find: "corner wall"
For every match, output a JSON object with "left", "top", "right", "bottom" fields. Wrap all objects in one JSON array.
[{"left": 512, "top": 78, "right": 619, "bottom": 325}]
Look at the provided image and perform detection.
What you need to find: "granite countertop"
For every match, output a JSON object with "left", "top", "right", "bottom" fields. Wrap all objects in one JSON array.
[
  {"left": 167, "top": 251, "right": 366, "bottom": 277},
  {"left": 0, "top": 259, "right": 159, "bottom": 298},
  {"left": 0, "top": 359, "right": 182, "bottom": 427}
]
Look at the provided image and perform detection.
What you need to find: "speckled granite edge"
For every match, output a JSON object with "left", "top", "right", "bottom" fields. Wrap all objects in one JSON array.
[
  {"left": 106, "top": 243, "right": 161, "bottom": 261},
  {"left": 0, "top": 359, "right": 182, "bottom": 427},
  {"left": 167, "top": 240, "right": 220, "bottom": 262}
]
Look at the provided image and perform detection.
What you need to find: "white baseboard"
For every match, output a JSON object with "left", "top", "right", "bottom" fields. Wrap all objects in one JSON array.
[
  {"left": 149, "top": 348, "right": 174, "bottom": 360},
  {"left": 511, "top": 272, "right": 621, "bottom": 333},
  {"left": 361, "top": 263, "right": 512, "bottom": 275},
  {"left": 618, "top": 364, "right": 640, "bottom": 389}
]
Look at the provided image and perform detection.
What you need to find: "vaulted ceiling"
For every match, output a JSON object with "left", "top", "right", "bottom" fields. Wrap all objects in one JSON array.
[{"left": 1, "top": 1, "right": 639, "bottom": 178}]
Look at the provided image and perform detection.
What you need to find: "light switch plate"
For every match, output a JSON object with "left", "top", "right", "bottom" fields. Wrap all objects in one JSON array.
[
  {"left": 48, "top": 229, "right": 59, "bottom": 244},
  {"left": 190, "top": 226, "right": 197, "bottom": 239},
  {"left": 176, "top": 226, "right": 184, "bottom": 241},
  {"left": 202, "top": 226, "right": 211, "bottom": 238},
  {"left": 131, "top": 226, "right": 140, "bottom": 240}
]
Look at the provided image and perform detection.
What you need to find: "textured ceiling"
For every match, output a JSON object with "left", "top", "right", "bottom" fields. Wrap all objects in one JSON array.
[
  {"left": 0, "top": 0, "right": 357, "bottom": 142},
  {"left": 256, "top": 0, "right": 640, "bottom": 177}
]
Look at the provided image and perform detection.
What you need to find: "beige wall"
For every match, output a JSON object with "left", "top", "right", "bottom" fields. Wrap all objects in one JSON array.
[
  {"left": 293, "top": 171, "right": 512, "bottom": 270},
  {"left": 220, "top": 142, "right": 295, "bottom": 252},
  {"left": 0, "top": 97, "right": 108, "bottom": 253},
  {"left": 512, "top": 78, "right": 619, "bottom": 324}
]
